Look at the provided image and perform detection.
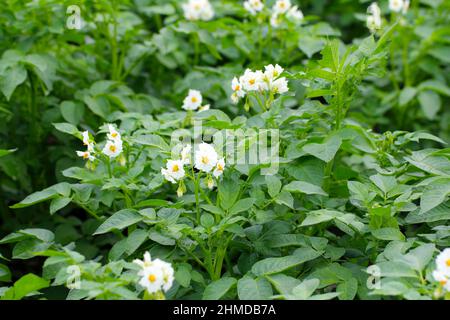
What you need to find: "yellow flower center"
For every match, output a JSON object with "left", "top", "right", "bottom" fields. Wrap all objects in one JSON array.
[
  {"left": 280, "top": 2, "right": 285, "bottom": 8},
  {"left": 202, "top": 156, "right": 209, "bottom": 164},
  {"left": 83, "top": 153, "right": 89, "bottom": 159},
  {"left": 109, "top": 145, "right": 116, "bottom": 152},
  {"left": 235, "top": 85, "right": 240, "bottom": 91},
  {"left": 273, "top": 71, "right": 279, "bottom": 77},
  {"left": 440, "top": 280, "right": 447, "bottom": 285},
  {"left": 172, "top": 164, "right": 179, "bottom": 172},
  {"left": 111, "top": 132, "right": 118, "bottom": 138},
  {"left": 249, "top": 79, "right": 256, "bottom": 85},
  {"left": 148, "top": 274, "right": 157, "bottom": 283},
  {"left": 217, "top": 163, "right": 223, "bottom": 171},
  {"left": 191, "top": 97, "right": 198, "bottom": 103},
  {"left": 446, "top": 259, "right": 450, "bottom": 267}
]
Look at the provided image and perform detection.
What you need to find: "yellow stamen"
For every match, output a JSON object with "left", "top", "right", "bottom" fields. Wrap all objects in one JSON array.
[
  {"left": 83, "top": 153, "right": 89, "bottom": 159},
  {"left": 148, "top": 274, "right": 156, "bottom": 283},
  {"left": 172, "top": 164, "right": 179, "bottom": 172},
  {"left": 191, "top": 97, "right": 198, "bottom": 103},
  {"left": 446, "top": 259, "right": 450, "bottom": 267},
  {"left": 217, "top": 163, "right": 223, "bottom": 171},
  {"left": 249, "top": 79, "right": 256, "bottom": 85},
  {"left": 112, "top": 132, "right": 118, "bottom": 138},
  {"left": 202, "top": 156, "right": 209, "bottom": 164},
  {"left": 440, "top": 280, "right": 447, "bottom": 285},
  {"left": 109, "top": 145, "right": 116, "bottom": 152}
]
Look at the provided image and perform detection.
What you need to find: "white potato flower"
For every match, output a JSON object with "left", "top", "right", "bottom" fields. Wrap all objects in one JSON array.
[
  {"left": 435, "top": 248, "right": 450, "bottom": 277},
  {"left": 286, "top": 5, "right": 304, "bottom": 22},
  {"left": 389, "top": 0, "right": 404, "bottom": 13},
  {"left": 181, "top": 144, "right": 192, "bottom": 164},
  {"left": 102, "top": 139, "right": 123, "bottom": 158},
  {"left": 213, "top": 158, "right": 225, "bottom": 178},
  {"left": 182, "top": 0, "right": 215, "bottom": 21},
  {"left": 231, "top": 92, "right": 240, "bottom": 104},
  {"left": 198, "top": 104, "right": 210, "bottom": 112},
  {"left": 273, "top": 0, "right": 291, "bottom": 14},
  {"left": 161, "top": 160, "right": 186, "bottom": 183},
  {"left": 244, "top": 0, "right": 264, "bottom": 15},
  {"left": 367, "top": 3, "right": 382, "bottom": 33},
  {"left": 271, "top": 77, "right": 289, "bottom": 94},
  {"left": 270, "top": 13, "right": 282, "bottom": 27},
  {"left": 153, "top": 259, "right": 175, "bottom": 292},
  {"left": 264, "top": 64, "right": 284, "bottom": 81},
  {"left": 107, "top": 124, "right": 121, "bottom": 142},
  {"left": 433, "top": 269, "right": 448, "bottom": 287},
  {"left": 81, "top": 130, "right": 94, "bottom": 152},
  {"left": 134, "top": 252, "right": 175, "bottom": 294},
  {"left": 195, "top": 142, "right": 218, "bottom": 173},
  {"left": 231, "top": 77, "right": 246, "bottom": 98},
  {"left": 402, "top": 0, "right": 410, "bottom": 14},
  {"left": 76, "top": 150, "right": 95, "bottom": 161},
  {"left": 182, "top": 89, "right": 203, "bottom": 111},
  {"left": 240, "top": 69, "right": 264, "bottom": 92}
]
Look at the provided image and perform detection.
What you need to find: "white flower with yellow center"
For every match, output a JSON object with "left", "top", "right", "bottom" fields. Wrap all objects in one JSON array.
[
  {"left": 244, "top": 0, "right": 264, "bottom": 15},
  {"left": 231, "top": 77, "right": 246, "bottom": 98},
  {"left": 436, "top": 248, "right": 450, "bottom": 277},
  {"left": 286, "top": 5, "right": 304, "bottom": 22},
  {"left": 240, "top": 69, "right": 264, "bottom": 92},
  {"left": 433, "top": 269, "right": 449, "bottom": 287},
  {"left": 102, "top": 139, "right": 123, "bottom": 158},
  {"left": 367, "top": 3, "right": 381, "bottom": 33},
  {"left": 182, "top": 0, "right": 214, "bottom": 21},
  {"left": 161, "top": 160, "right": 186, "bottom": 184},
  {"left": 273, "top": 0, "right": 291, "bottom": 14},
  {"left": 107, "top": 124, "right": 121, "bottom": 142},
  {"left": 195, "top": 142, "right": 218, "bottom": 173},
  {"left": 271, "top": 77, "right": 289, "bottom": 94},
  {"left": 181, "top": 144, "right": 192, "bottom": 164},
  {"left": 138, "top": 263, "right": 164, "bottom": 294},
  {"left": 264, "top": 64, "right": 284, "bottom": 81},
  {"left": 153, "top": 259, "right": 175, "bottom": 292},
  {"left": 213, "top": 158, "right": 225, "bottom": 178},
  {"left": 182, "top": 89, "right": 203, "bottom": 111},
  {"left": 76, "top": 150, "right": 95, "bottom": 161},
  {"left": 389, "top": 0, "right": 404, "bottom": 12}
]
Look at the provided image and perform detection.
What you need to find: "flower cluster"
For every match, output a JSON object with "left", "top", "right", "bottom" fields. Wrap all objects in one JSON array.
[
  {"left": 270, "top": 0, "right": 304, "bottom": 27},
  {"left": 432, "top": 248, "right": 450, "bottom": 293},
  {"left": 134, "top": 252, "right": 174, "bottom": 297},
  {"left": 230, "top": 64, "right": 289, "bottom": 104},
  {"left": 182, "top": 89, "right": 210, "bottom": 112},
  {"left": 182, "top": 0, "right": 214, "bottom": 21},
  {"left": 243, "top": 0, "right": 264, "bottom": 15},
  {"left": 161, "top": 142, "right": 225, "bottom": 195},
  {"left": 102, "top": 124, "right": 123, "bottom": 158},
  {"left": 366, "top": 3, "right": 382, "bottom": 33},
  {"left": 389, "top": 0, "right": 410, "bottom": 14},
  {"left": 76, "top": 124, "right": 124, "bottom": 163},
  {"left": 76, "top": 131, "right": 96, "bottom": 161}
]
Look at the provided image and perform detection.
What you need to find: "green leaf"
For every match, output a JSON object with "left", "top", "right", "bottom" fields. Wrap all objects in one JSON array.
[
  {"left": 291, "top": 278, "right": 320, "bottom": 299},
  {"left": 0, "top": 64, "right": 27, "bottom": 100},
  {"left": 237, "top": 276, "right": 273, "bottom": 300},
  {"left": 202, "top": 277, "right": 236, "bottom": 300},
  {"left": 229, "top": 198, "right": 255, "bottom": 215},
  {"left": 200, "top": 213, "right": 215, "bottom": 228},
  {"left": 418, "top": 90, "right": 441, "bottom": 120},
  {"left": 303, "top": 135, "right": 342, "bottom": 163},
  {"left": 252, "top": 248, "right": 321, "bottom": 276},
  {"left": 284, "top": 181, "right": 327, "bottom": 196},
  {"left": 94, "top": 209, "right": 143, "bottom": 235},
  {"left": 218, "top": 178, "right": 240, "bottom": 210},
  {"left": 301, "top": 209, "right": 339, "bottom": 227},
  {"left": 265, "top": 175, "right": 282, "bottom": 198},
  {"left": 0, "top": 264, "right": 11, "bottom": 282},
  {"left": 49, "top": 197, "right": 71, "bottom": 215},
  {"left": 1, "top": 273, "right": 49, "bottom": 300},
  {"left": 336, "top": 278, "right": 358, "bottom": 300},
  {"left": 371, "top": 228, "right": 405, "bottom": 241},
  {"left": 53, "top": 122, "right": 79, "bottom": 136},
  {"left": 60, "top": 101, "right": 84, "bottom": 125},
  {"left": 175, "top": 263, "right": 192, "bottom": 288},
  {"left": 399, "top": 87, "right": 417, "bottom": 106}
]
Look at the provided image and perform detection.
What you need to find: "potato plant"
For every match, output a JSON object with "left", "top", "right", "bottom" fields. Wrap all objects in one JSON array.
[{"left": 0, "top": 0, "right": 449, "bottom": 301}]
